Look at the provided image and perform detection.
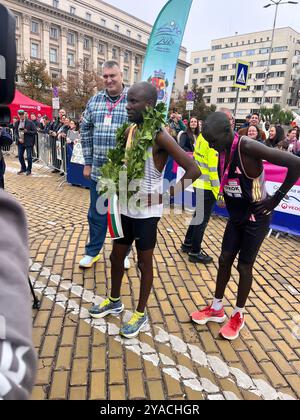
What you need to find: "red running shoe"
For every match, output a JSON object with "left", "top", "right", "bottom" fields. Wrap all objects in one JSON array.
[
  {"left": 219, "top": 312, "right": 245, "bottom": 341},
  {"left": 191, "top": 306, "right": 227, "bottom": 326}
]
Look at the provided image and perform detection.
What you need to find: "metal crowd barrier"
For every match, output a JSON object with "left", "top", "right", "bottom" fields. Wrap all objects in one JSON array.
[{"left": 37, "top": 133, "right": 67, "bottom": 175}]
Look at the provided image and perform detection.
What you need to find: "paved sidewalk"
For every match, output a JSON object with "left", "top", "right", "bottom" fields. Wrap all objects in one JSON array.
[{"left": 4, "top": 157, "right": 300, "bottom": 400}]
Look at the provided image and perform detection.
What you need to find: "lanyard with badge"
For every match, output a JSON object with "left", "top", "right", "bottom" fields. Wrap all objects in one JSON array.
[
  {"left": 218, "top": 133, "right": 240, "bottom": 207},
  {"left": 104, "top": 93, "right": 125, "bottom": 127}
]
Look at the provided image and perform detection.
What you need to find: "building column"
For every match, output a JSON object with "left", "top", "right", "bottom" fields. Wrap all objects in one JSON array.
[
  {"left": 92, "top": 38, "right": 98, "bottom": 73},
  {"left": 22, "top": 14, "right": 31, "bottom": 60},
  {"left": 130, "top": 54, "right": 136, "bottom": 85},
  {"left": 107, "top": 43, "right": 113, "bottom": 61},
  {"left": 61, "top": 28, "right": 68, "bottom": 80},
  {"left": 42, "top": 22, "right": 50, "bottom": 73},
  {"left": 119, "top": 49, "right": 125, "bottom": 71},
  {"left": 77, "top": 33, "right": 84, "bottom": 68}
]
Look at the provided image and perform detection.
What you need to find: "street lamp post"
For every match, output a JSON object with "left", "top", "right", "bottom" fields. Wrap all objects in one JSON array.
[{"left": 261, "top": 0, "right": 298, "bottom": 107}]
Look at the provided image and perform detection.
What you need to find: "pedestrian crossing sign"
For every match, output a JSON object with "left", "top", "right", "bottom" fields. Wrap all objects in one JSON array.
[{"left": 233, "top": 60, "right": 250, "bottom": 89}]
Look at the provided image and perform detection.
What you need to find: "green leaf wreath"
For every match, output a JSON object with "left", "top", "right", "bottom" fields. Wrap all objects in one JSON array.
[{"left": 99, "top": 102, "right": 166, "bottom": 197}]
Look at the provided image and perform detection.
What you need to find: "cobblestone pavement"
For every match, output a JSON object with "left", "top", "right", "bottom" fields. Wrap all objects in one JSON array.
[{"left": 4, "top": 157, "right": 300, "bottom": 400}]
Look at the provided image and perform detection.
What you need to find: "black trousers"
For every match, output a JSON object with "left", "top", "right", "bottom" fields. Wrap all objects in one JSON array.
[
  {"left": 0, "top": 158, "right": 5, "bottom": 189},
  {"left": 184, "top": 189, "right": 216, "bottom": 254}
]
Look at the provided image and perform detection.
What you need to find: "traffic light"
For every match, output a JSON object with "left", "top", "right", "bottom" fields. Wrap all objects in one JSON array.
[{"left": 0, "top": 4, "right": 16, "bottom": 124}]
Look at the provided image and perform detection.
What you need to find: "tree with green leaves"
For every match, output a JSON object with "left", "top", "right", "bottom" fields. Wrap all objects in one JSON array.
[
  {"left": 59, "top": 65, "right": 103, "bottom": 117},
  {"left": 18, "top": 60, "right": 52, "bottom": 104},
  {"left": 170, "top": 86, "right": 216, "bottom": 121},
  {"left": 260, "top": 104, "right": 294, "bottom": 125}
]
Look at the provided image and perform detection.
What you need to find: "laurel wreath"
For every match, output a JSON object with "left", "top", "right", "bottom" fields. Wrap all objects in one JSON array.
[{"left": 99, "top": 103, "right": 166, "bottom": 197}]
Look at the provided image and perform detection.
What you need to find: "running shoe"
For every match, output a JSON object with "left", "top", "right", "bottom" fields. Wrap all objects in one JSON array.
[
  {"left": 79, "top": 255, "right": 100, "bottom": 269},
  {"left": 191, "top": 305, "right": 226, "bottom": 325},
  {"left": 89, "top": 298, "right": 124, "bottom": 319},
  {"left": 219, "top": 312, "right": 245, "bottom": 341},
  {"left": 120, "top": 312, "right": 148, "bottom": 339}
]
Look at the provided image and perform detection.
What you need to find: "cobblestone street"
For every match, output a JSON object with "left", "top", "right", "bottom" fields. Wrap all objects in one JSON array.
[{"left": 5, "top": 157, "right": 300, "bottom": 401}]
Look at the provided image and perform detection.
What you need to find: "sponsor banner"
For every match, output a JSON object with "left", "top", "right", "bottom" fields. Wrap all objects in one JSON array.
[
  {"left": 142, "top": 0, "right": 193, "bottom": 114},
  {"left": 266, "top": 181, "right": 300, "bottom": 217}
]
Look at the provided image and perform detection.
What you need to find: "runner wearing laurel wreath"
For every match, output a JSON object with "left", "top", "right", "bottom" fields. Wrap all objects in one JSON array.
[{"left": 89, "top": 82, "right": 201, "bottom": 339}]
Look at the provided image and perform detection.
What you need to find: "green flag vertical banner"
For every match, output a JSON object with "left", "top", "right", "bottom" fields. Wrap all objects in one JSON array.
[{"left": 142, "top": 0, "right": 193, "bottom": 114}]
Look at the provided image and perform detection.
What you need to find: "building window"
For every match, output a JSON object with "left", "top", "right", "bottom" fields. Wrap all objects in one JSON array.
[
  {"left": 86, "top": 13, "right": 91, "bottom": 21},
  {"left": 203, "top": 57, "right": 208, "bottom": 63},
  {"left": 14, "top": 15, "right": 19, "bottom": 28},
  {"left": 135, "top": 56, "right": 140, "bottom": 67},
  {"left": 83, "top": 57, "right": 90, "bottom": 70},
  {"left": 98, "top": 43, "right": 104, "bottom": 54},
  {"left": 101, "top": 19, "right": 106, "bottom": 26},
  {"left": 211, "top": 56, "right": 215, "bottom": 61},
  {"left": 194, "top": 58, "right": 200, "bottom": 64},
  {"left": 112, "top": 47, "right": 118, "bottom": 60},
  {"left": 115, "top": 25, "right": 120, "bottom": 32},
  {"left": 31, "top": 21, "right": 39, "bottom": 34},
  {"left": 84, "top": 37, "right": 91, "bottom": 50},
  {"left": 234, "top": 51, "right": 243, "bottom": 58},
  {"left": 219, "top": 76, "right": 227, "bottom": 82},
  {"left": 222, "top": 53, "right": 232, "bottom": 60},
  {"left": 70, "top": 6, "right": 76, "bottom": 15},
  {"left": 124, "top": 51, "right": 130, "bottom": 63},
  {"left": 193, "top": 68, "right": 199, "bottom": 74},
  {"left": 97, "top": 60, "right": 104, "bottom": 74},
  {"left": 126, "top": 30, "right": 131, "bottom": 37},
  {"left": 31, "top": 42, "right": 39, "bottom": 59},
  {"left": 50, "top": 48, "right": 58, "bottom": 63},
  {"left": 123, "top": 67, "right": 129, "bottom": 81},
  {"left": 134, "top": 70, "right": 139, "bottom": 83},
  {"left": 50, "top": 27, "right": 59, "bottom": 40},
  {"left": 53, "top": 0, "right": 59, "bottom": 8},
  {"left": 207, "top": 77, "right": 213, "bottom": 83},
  {"left": 221, "top": 65, "right": 229, "bottom": 71},
  {"left": 137, "top": 34, "right": 142, "bottom": 42},
  {"left": 217, "top": 98, "right": 225, "bottom": 104},
  {"left": 246, "top": 49, "right": 256, "bottom": 56},
  {"left": 68, "top": 32, "right": 75, "bottom": 46},
  {"left": 51, "top": 73, "right": 59, "bottom": 80},
  {"left": 67, "top": 52, "right": 75, "bottom": 67}
]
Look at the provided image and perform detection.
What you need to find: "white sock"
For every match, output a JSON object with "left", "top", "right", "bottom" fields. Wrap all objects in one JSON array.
[
  {"left": 212, "top": 298, "right": 223, "bottom": 311},
  {"left": 233, "top": 307, "right": 244, "bottom": 317}
]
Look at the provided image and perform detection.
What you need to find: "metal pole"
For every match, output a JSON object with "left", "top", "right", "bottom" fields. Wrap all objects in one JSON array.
[
  {"left": 261, "top": 3, "right": 279, "bottom": 107},
  {"left": 234, "top": 88, "right": 240, "bottom": 120}
]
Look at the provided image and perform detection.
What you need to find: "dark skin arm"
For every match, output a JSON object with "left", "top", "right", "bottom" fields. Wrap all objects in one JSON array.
[
  {"left": 155, "top": 128, "right": 201, "bottom": 197},
  {"left": 241, "top": 137, "right": 300, "bottom": 215}
]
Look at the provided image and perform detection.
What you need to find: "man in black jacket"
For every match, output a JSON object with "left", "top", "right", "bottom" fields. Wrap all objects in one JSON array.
[
  {"left": 0, "top": 127, "right": 13, "bottom": 189},
  {"left": 15, "top": 110, "right": 37, "bottom": 176}
]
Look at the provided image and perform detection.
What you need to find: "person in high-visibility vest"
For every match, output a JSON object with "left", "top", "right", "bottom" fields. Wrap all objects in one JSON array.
[{"left": 181, "top": 133, "right": 220, "bottom": 264}]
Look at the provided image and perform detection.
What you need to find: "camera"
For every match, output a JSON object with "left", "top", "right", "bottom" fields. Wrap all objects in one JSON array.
[{"left": 0, "top": 4, "right": 17, "bottom": 124}]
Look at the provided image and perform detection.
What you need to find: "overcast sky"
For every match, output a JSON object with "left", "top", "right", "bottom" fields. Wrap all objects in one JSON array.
[{"left": 104, "top": 0, "right": 300, "bottom": 56}]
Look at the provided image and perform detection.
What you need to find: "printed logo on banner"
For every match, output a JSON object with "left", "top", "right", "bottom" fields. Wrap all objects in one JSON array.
[
  {"left": 148, "top": 70, "right": 169, "bottom": 102},
  {"left": 266, "top": 181, "right": 300, "bottom": 216},
  {"left": 154, "top": 21, "right": 182, "bottom": 52}
]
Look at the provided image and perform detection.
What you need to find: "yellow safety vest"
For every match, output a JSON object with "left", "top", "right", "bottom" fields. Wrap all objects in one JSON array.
[{"left": 193, "top": 134, "right": 220, "bottom": 199}]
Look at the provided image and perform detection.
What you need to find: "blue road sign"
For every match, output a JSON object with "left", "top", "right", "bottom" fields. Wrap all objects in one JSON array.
[{"left": 233, "top": 60, "right": 250, "bottom": 90}]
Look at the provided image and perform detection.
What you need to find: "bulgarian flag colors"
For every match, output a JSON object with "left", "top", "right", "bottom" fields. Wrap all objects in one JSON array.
[{"left": 108, "top": 194, "right": 124, "bottom": 240}]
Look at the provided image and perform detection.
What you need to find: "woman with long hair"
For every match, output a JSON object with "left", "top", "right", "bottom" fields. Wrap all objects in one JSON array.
[
  {"left": 179, "top": 117, "right": 201, "bottom": 152},
  {"left": 265, "top": 125, "right": 285, "bottom": 148},
  {"left": 246, "top": 125, "right": 263, "bottom": 143}
]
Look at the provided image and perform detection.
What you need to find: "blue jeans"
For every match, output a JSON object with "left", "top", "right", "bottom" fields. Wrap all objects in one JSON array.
[
  {"left": 18, "top": 144, "right": 33, "bottom": 173},
  {"left": 85, "top": 180, "right": 108, "bottom": 257}
]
